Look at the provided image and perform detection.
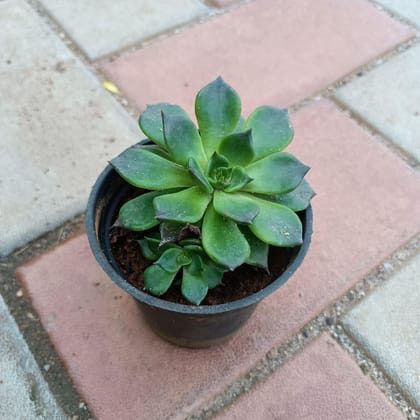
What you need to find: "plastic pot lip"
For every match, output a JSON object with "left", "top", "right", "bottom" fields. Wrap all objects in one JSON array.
[{"left": 86, "top": 163, "right": 313, "bottom": 316}]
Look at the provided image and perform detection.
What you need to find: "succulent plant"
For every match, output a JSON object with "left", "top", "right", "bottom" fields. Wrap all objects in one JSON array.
[{"left": 111, "top": 77, "right": 314, "bottom": 304}]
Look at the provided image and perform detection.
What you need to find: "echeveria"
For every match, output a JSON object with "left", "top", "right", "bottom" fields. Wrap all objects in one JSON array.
[{"left": 111, "top": 77, "right": 314, "bottom": 304}]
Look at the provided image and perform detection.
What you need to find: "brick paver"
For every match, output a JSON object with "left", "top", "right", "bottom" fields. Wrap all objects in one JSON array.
[
  {"left": 335, "top": 43, "right": 420, "bottom": 162},
  {"left": 376, "top": 0, "right": 420, "bottom": 27},
  {"left": 218, "top": 333, "right": 403, "bottom": 420},
  {"left": 102, "top": 0, "right": 414, "bottom": 116},
  {"left": 38, "top": 0, "right": 210, "bottom": 60},
  {"left": 0, "top": 0, "right": 140, "bottom": 256},
  {"left": 0, "top": 294, "right": 64, "bottom": 419},
  {"left": 18, "top": 100, "right": 420, "bottom": 419},
  {"left": 343, "top": 254, "right": 420, "bottom": 405}
]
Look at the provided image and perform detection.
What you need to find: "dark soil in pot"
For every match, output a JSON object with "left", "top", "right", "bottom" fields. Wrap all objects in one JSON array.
[{"left": 110, "top": 225, "right": 295, "bottom": 306}]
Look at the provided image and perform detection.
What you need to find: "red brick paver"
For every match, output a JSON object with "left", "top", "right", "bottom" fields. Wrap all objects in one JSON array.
[
  {"left": 218, "top": 333, "right": 404, "bottom": 420},
  {"left": 103, "top": 0, "right": 414, "bottom": 116},
  {"left": 18, "top": 101, "right": 420, "bottom": 419}
]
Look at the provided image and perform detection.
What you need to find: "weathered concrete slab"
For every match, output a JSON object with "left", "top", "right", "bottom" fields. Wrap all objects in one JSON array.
[
  {"left": 335, "top": 43, "right": 420, "bottom": 162},
  {"left": 0, "top": 293, "right": 64, "bottom": 419},
  {"left": 0, "top": 0, "right": 140, "bottom": 256},
  {"left": 39, "top": 0, "right": 211, "bottom": 60},
  {"left": 376, "top": 0, "right": 420, "bottom": 27},
  {"left": 343, "top": 254, "right": 420, "bottom": 405}
]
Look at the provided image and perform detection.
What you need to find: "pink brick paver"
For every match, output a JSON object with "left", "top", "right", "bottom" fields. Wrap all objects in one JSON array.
[
  {"left": 218, "top": 333, "right": 404, "bottom": 420},
  {"left": 102, "top": 0, "right": 414, "bottom": 116},
  {"left": 18, "top": 101, "right": 420, "bottom": 419}
]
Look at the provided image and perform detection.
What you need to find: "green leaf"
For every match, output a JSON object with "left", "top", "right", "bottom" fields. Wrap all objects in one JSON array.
[
  {"left": 267, "top": 179, "right": 315, "bottom": 211},
  {"left": 162, "top": 111, "right": 207, "bottom": 168},
  {"left": 156, "top": 248, "right": 188, "bottom": 273},
  {"left": 239, "top": 226, "right": 269, "bottom": 270},
  {"left": 218, "top": 130, "right": 254, "bottom": 166},
  {"left": 154, "top": 186, "right": 212, "bottom": 223},
  {"left": 202, "top": 205, "right": 250, "bottom": 270},
  {"left": 181, "top": 265, "right": 208, "bottom": 305},
  {"left": 248, "top": 197, "right": 303, "bottom": 247},
  {"left": 195, "top": 77, "right": 241, "bottom": 157},
  {"left": 138, "top": 238, "right": 159, "bottom": 261},
  {"left": 233, "top": 116, "right": 245, "bottom": 133},
  {"left": 207, "top": 152, "right": 229, "bottom": 176},
  {"left": 143, "top": 264, "right": 177, "bottom": 296},
  {"left": 224, "top": 167, "right": 253, "bottom": 193},
  {"left": 188, "top": 157, "right": 213, "bottom": 193},
  {"left": 179, "top": 238, "right": 202, "bottom": 246},
  {"left": 139, "top": 145, "right": 173, "bottom": 161},
  {"left": 139, "top": 103, "right": 189, "bottom": 148},
  {"left": 111, "top": 146, "right": 194, "bottom": 190},
  {"left": 213, "top": 191, "right": 259, "bottom": 224},
  {"left": 201, "top": 257, "right": 225, "bottom": 289},
  {"left": 245, "top": 106, "right": 294, "bottom": 160},
  {"left": 116, "top": 190, "right": 168, "bottom": 231},
  {"left": 243, "top": 152, "right": 309, "bottom": 195}
]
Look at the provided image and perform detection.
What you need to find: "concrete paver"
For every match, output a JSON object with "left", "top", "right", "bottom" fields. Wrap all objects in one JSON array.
[
  {"left": 17, "top": 100, "right": 420, "bottom": 419},
  {"left": 217, "top": 333, "right": 403, "bottom": 420},
  {"left": 0, "top": 293, "right": 64, "bottom": 419},
  {"left": 0, "top": 0, "right": 140, "bottom": 256},
  {"left": 39, "top": 0, "right": 210, "bottom": 60},
  {"left": 334, "top": 43, "right": 420, "bottom": 162},
  {"left": 103, "top": 0, "right": 414, "bottom": 116},
  {"left": 206, "top": 0, "right": 240, "bottom": 8},
  {"left": 376, "top": 0, "right": 420, "bottom": 27},
  {"left": 343, "top": 254, "right": 420, "bottom": 405}
]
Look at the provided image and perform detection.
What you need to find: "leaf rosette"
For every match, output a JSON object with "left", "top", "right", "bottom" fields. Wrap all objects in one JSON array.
[{"left": 111, "top": 77, "right": 314, "bottom": 304}]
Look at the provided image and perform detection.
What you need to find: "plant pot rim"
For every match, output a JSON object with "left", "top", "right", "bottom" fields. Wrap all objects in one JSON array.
[{"left": 86, "top": 163, "right": 313, "bottom": 316}]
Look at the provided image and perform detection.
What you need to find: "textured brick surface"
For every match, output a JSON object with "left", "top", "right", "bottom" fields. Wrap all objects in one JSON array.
[
  {"left": 376, "top": 0, "right": 420, "bottom": 27},
  {"left": 335, "top": 43, "right": 420, "bottom": 162},
  {"left": 18, "top": 100, "right": 420, "bottom": 418},
  {"left": 0, "top": 0, "right": 139, "bottom": 256},
  {"left": 103, "top": 0, "right": 414, "bottom": 115},
  {"left": 343, "top": 254, "right": 420, "bottom": 405},
  {"left": 0, "top": 293, "right": 64, "bottom": 419},
  {"left": 39, "top": 0, "right": 210, "bottom": 60},
  {"left": 218, "top": 333, "right": 403, "bottom": 420}
]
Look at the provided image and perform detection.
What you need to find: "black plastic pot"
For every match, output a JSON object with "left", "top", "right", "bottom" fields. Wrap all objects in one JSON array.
[{"left": 86, "top": 162, "right": 313, "bottom": 348}]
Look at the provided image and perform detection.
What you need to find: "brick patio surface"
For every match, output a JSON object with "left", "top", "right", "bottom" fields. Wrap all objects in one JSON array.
[{"left": 1, "top": 0, "right": 420, "bottom": 419}]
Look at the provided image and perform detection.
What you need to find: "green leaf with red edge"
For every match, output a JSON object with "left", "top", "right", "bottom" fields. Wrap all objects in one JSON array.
[
  {"left": 245, "top": 106, "right": 294, "bottom": 160},
  {"left": 111, "top": 146, "right": 194, "bottom": 190},
  {"left": 195, "top": 77, "right": 241, "bottom": 157},
  {"left": 153, "top": 186, "right": 212, "bottom": 223},
  {"left": 202, "top": 204, "right": 250, "bottom": 270},
  {"left": 139, "top": 103, "right": 189, "bottom": 148},
  {"left": 243, "top": 152, "right": 309, "bottom": 195}
]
